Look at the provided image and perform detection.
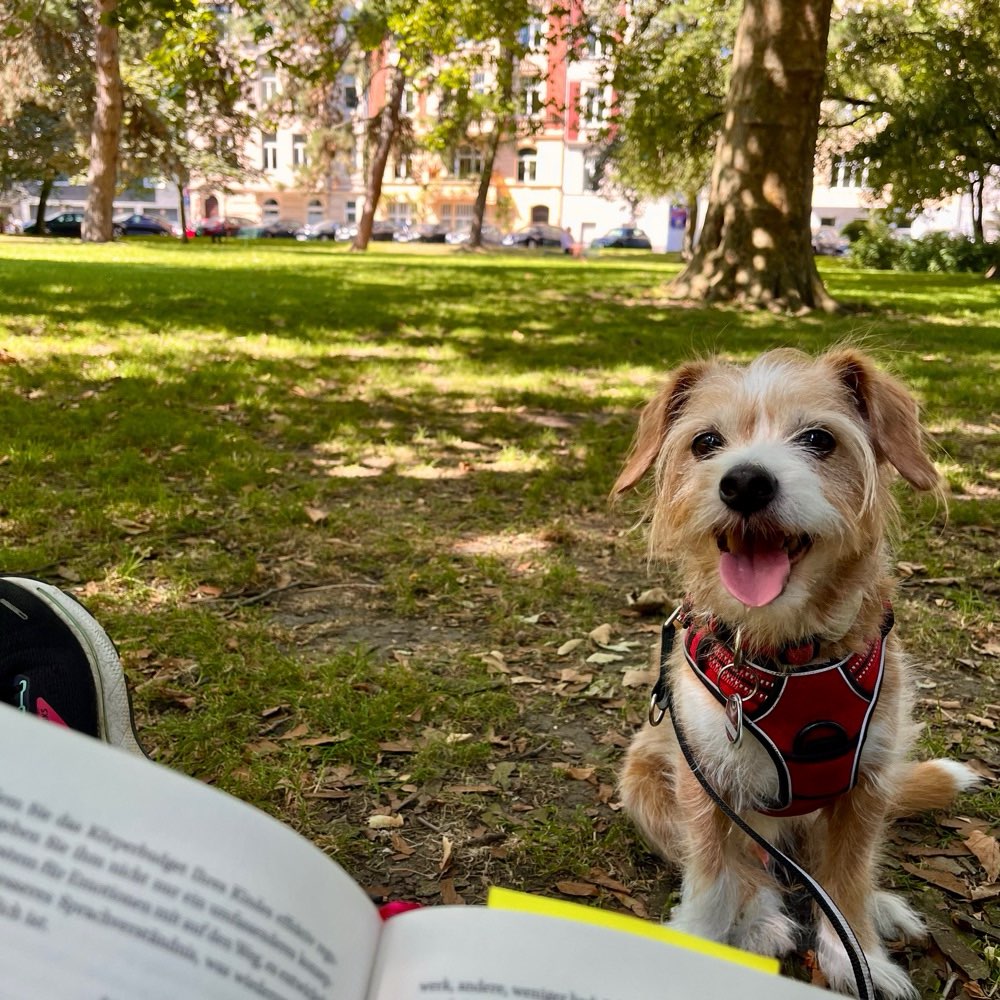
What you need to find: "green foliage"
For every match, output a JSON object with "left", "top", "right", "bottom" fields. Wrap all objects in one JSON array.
[
  {"left": 603, "top": 0, "right": 738, "bottom": 201},
  {"left": 828, "top": 0, "right": 1000, "bottom": 241},
  {"left": 0, "top": 100, "right": 84, "bottom": 190},
  {"left": 840, "top": 219, "right": 869, "bottom": 244},
  {"left": 850, "top": 224, "right": 1000, "bottom": 273}
]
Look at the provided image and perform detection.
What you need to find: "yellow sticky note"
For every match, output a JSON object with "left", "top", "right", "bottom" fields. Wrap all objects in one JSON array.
[{"left": 487, "top": 887, "right": 779, "bottom": 976}]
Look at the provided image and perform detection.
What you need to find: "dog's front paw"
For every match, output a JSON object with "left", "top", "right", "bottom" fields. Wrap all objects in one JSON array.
[
  {"left": 817, "top": 920, "right": 918, "bottom": 999},
  {"left": 871, "top": 890, "right": 925, "bottom": 943},
  {"left": 731, "top": 885, "right": 799, "bottom": 957}
]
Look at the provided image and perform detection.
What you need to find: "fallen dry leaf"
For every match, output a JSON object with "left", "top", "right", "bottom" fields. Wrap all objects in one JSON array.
[
  {"left": 557, "top": 638, "right": 585, "bottom": 656},
  {"left": 964, "top": 829, "right": 1000, "bottom": 882},
  {"left": 555, "top": 880, "right": 599, "bottom": 898},
  {"left": 389, "top": 833, "right": 415, "bottom": 856},
  {"left": 586, "top": 652, "right": 623, "bottom": 664},
  {"left": 439, "top": 835, "right": 454, "bottom": 873},
  {"left": 588, "top": 623, "right": 613, "bottom": 645},
  {"left": 368, "top": 814, "right": 404, "bottom": 830},
  {"left": 622, "top": 668, "right": 655, "bottom": 688},
  {"left": 439, "top": 878, "right": 465, "bottom": 905},
  {"left": 443, "top": 784, "right": 499, "bottom": 794}
]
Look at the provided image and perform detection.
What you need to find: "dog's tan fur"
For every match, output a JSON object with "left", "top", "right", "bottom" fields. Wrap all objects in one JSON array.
[{"left": 615, "top": 348, "right": 978, "bottom": 998}]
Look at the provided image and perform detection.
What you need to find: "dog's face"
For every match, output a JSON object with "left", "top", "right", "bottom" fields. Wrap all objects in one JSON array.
[{"left": 615, "top": 348, "right": 939, "bottom": 643}]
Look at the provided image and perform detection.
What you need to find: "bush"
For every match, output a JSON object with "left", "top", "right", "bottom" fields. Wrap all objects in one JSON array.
[
  {"left": 849, "top": 221, "right": 902, "bottom": 270},
  {"left": 849, "top": 226, "right": 1000, "bottom": 273},
  {"left": 841, "top": 219, "right": 869, "bottom": 244}
]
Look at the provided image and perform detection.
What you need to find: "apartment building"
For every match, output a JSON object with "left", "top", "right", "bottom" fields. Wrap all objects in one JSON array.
[{"left": 185, "top": 11, "right": 690, "bottom": 250}]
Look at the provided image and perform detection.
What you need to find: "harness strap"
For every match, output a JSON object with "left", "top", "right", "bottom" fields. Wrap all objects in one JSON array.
[{"left": 652, "top": 611, "right": 874, "bottom": 1000}]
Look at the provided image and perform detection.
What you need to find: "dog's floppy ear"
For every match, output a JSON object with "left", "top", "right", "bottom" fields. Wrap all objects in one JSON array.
[
  {"left": 612, "top": 361, "right": 711, "bottom": 495},
  {"left": 824, "top": 348, "right": 939, "bottom": 491}
]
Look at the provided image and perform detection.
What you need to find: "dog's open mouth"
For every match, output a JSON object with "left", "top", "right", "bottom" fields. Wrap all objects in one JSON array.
[{"left": 716, "top": 530, "right": 813, "bottom": 607}]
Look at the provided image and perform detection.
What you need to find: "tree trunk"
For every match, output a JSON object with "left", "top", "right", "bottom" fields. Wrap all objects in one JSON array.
[
  {"left": 970, "top": 175, "right": 984, "bottom": 244},
  {"left": 468, "top": 126, "right": 502, "bottom": 250},
  {"left": 670, "top": 0, "right": 837, "bottom": 312},
  {"left": 353, "top": 64, "right": 406, "bottom": 252},
  {"left": 82, "top": 0, "right": 121, "bottom": 243},
  {"left": 682, "top": 188, "right": 699, "bottom": 259},
  {"left": 177, "top": 179, "right": 189, "bottom": 244},
  {"left": 469, "top": 47, "right": 515, "bottom": 250},
  {"left": 35, "top": 176, "right": 54, "bottom": 234}
]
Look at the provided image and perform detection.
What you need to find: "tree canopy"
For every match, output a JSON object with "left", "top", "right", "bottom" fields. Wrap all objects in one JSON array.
[{"left": 827, "top": 0, "right": 1000, "bottom": 242}]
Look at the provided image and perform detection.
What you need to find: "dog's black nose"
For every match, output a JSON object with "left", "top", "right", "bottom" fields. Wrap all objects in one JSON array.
[{"left": 719, "top": 464, "right": 778, "bottom": 515}]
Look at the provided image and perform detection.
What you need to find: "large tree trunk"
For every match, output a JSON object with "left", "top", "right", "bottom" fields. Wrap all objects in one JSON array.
[
  {"left": 670, "top": 0, "right": 837, "bottom": 312},
  {"left": 682, "top": 187, "right": 699, "bottom": 259},
  {"left": 82, "top": 0, "right": 121, "bottom": 243},
  {"left": 970, "top": 175, "right": 984, "bottom": 244},
  {"left": 468, "top": 126, "right": 501, "bottom": 250},
  {"left": 469, "top": 48, "right": 515, "bottom": 250},
  {"left": 177, "top": 179, "right": 189, "bottom": 244},
  {"left": 35, "top": 176, "right": 54, "bottom": 234},
  {"left": 353, "top": 64, "right": 406, "bottom": 252}
]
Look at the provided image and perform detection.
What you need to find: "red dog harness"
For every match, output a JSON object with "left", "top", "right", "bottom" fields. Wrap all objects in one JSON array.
[{"left": 681, "top": 610, "right": 891, "bottom": 816}]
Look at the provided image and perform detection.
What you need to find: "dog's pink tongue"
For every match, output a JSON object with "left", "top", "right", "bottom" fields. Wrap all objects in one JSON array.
[{"left": 719, "top": 546, "right": 791, "bottom": 607}]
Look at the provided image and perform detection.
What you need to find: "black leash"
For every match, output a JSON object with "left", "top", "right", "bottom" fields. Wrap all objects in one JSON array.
[{"left": 652, "top": 613, "right": 875, "bottom": 1000}]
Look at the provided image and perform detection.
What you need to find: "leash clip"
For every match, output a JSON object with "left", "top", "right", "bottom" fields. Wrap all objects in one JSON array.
[
  {"left": 648, "top": 605, "right": 683, "bottom": 726},
  {"left": 718, "top": 627, "right": 758, "bottom": 746}
]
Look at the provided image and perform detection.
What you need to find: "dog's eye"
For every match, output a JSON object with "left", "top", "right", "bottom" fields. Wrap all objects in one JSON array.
[
  {"left": 691, "top": 431, "right": 725, "bottom": 459},
  {"left": 796, "top": 428, "right": 836, "bottom": 456}
]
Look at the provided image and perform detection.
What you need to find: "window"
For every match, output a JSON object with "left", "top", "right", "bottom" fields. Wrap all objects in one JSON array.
[
  {"left": 260, "top": 71, "right": 278, "bottom": 104},
  {"left": 402, "top": 87, "right": 417, "bottom": 115},
  {"left": 292, "top": 134, "right": 308, "bottom": 168},
  {"left": 439, "top": 204, "right": 453, "bottom": 228},
  {"left": 583, "top": 150, "right": 602, "bottom": 191},
  {"left": 471, "top": 72, "right": 488, "bottom": 95},
  {"left": 262, "top": 131, "right": 278, "bottom": 170},
  {"left": 343, "top": 75, "right": 358, "bottom": 109},
  {"left": 346, "top": 200, "right": 357, "bottom": 224},
  {"left": 519, "top": 18, "right": 546, "bottom": 51},
  {"left": 517, "top": 148, "right": 538, "bottom": 183},
  {"left": 521, "top": 80, "right": 543, "bottom": 117},
  {"left": 386, "top": 200, "right": 413, "bottom": 225},
  {"left": 393, "top": 156, "right": 411, "bottom": 180},
  {"left": 454, "top": 146, "right": 484, "bottom": 179},
  {"left": 308, "top": 199, "right": 324, "bottom": 225},
  {"left": 829, "top": 154, "right": 868, "bottom": 189},
  {"left": 580, "top": 87, "right": 608, "bottom": 127},
  {"left": 262, "top": 198, "right": 279, "bottom": 223},
  {"left": 530, "top": 204, "right": 549, "bottom": 223},
  {"left": 584, "top": 28, "right": 606, "bottom": 60},
  {"left": 455, "top": 204, "right": 474, "bottom": 223}
]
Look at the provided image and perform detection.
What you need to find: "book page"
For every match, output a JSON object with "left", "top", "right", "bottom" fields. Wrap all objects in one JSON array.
[
  {"left": 0, "top": 709, "right": 382, "bottom": 1000},
  {"left": 366, "top": 906, "right": 825, "bottom": 1000}
]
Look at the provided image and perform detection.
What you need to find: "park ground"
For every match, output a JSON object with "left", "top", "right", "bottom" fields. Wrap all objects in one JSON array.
[{"left": 0, "top": 238, "right": 997, "bottom": 996}]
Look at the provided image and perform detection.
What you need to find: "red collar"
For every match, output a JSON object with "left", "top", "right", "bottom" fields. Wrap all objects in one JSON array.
[{"left": 682, "top": 606, "right": 893, "bottom": 816}]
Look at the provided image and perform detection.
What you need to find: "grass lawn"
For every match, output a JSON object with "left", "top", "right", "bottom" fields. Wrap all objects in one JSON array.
[{"left": 1, "top": 237, "right": 997, "bottom": 993}]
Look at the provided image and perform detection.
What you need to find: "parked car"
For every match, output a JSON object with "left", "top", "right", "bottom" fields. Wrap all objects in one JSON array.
[
  {"left": 445, "top": 224, "right": 503, "bottom": 246},
  {"left": 253, "top": 218, "right": 304, "bottom": 239},
  {"left": 114, "top": 213, "right": 178, "bottom": 236},
  {"left": 590, "top": 226, "right": 652, "bottom": 250},
  {"left": 501, "top": 224, "right": 565, "bottom": 248},
  {"left": 196, "top": 216, "right": 254, "bottom": 238},
  {"left": 295, "top": 219, "right": 343, "bottom": 241},
  {"left": 811, "top": 227, "right": 849, "bottom": 256},
  {"left": 393, "top": 223, "right": 449, "bottom": 244},
  {"left": 22, "top": 212, "right": 124, "bottom": 238}
]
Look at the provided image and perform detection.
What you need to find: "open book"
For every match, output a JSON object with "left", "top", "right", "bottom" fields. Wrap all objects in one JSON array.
[{"left": 0, "top": 709, "right": 824, "bottom": 999}]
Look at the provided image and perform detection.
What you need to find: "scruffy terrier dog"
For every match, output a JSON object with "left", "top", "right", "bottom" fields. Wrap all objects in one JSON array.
[{"left": 615, "top": 348, "right": 978, "bottom": 998}]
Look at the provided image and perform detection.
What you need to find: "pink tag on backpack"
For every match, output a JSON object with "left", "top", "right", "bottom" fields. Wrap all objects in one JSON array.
[{"left": 35, "top": 698, "right": 70, "bottom": 728}]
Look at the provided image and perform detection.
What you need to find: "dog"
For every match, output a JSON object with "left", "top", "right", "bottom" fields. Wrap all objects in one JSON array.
[{"left": 614, "top": 347, "right": 979, "bottom": 998}]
